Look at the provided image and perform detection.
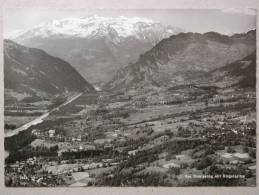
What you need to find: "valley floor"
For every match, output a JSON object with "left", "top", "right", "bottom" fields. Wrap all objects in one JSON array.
[{"left": 4, "top": 83, "right": 256, "bottom": 187}]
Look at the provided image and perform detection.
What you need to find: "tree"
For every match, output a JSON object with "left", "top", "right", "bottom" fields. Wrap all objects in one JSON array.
[
  {"left": 169, "top": 167, "right": 180, "bottom": 175},
  {"left": 227, "top": 147, "right": 235, "bottom": 153}
]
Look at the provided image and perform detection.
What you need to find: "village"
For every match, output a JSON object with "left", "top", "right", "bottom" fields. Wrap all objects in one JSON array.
[{"left": 4, "top": 82, "right": 256, "bottom": 186}]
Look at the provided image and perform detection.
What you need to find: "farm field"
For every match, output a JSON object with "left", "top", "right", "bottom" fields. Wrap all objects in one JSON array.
[{"left": 5, "top": 81, "right": 256, "bottom": 187}]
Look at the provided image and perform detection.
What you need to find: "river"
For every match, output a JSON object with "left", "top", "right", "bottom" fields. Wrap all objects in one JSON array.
[{"left": 5, "top": 92, "right": 83, "bottom": 138}]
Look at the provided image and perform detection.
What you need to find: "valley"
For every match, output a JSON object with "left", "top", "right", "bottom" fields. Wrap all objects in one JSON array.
[
  {"left": 5, "top": 77, "right": 256, "bottom": 186},
  {"left": 3, "top": 14, "right": 256, "bottom": 187}
]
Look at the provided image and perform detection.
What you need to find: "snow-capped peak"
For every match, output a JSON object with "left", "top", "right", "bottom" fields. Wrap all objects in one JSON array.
[{"left": 7, "top": 15, "right": 183, "bottom": 42}]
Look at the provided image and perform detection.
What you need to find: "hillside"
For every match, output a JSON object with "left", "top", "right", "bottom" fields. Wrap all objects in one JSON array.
[
  {"left": 106, "top": 30, "right": 256, "bottom": 91},
  {"left": 207, "top": 51, "right": 256, "bottom": 88},
  {"left": 4, "top": 40, "right": 95, "bottom": 103}
]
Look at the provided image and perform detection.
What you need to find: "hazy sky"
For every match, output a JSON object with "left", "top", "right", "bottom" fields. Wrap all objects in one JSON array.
[{"left": 3, "top": 8, "right": 256, "bottom": 36}]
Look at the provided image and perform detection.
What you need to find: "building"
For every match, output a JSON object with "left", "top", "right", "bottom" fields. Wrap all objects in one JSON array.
[
  {"left": 48, "top": 129, "right": 55, "bottom": 138},
  {"left": 163, "top": 162, "right": 181, "bottom": 169},
  {"left": 154, "top": 135, "right": 169, "bottom": 145},
  {"left": 128, "top": 149, "right": 138, "bottom": 156},
  {"left": 32, "top": 129, "right": 40, "bottom": 136}
]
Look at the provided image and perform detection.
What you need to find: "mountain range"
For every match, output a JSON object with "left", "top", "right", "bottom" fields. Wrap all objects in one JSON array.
[
  {"left": 106, "top": 30, "right": 256, "bottom": 91},
  {"left": 8, "top": 15, "right": 183, "bottom": 85},
  {"left": 5, "top": 16, "right": 256, "bottom": 99}
]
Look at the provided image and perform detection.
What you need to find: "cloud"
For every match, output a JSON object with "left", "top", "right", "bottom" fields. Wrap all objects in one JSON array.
[{"left": 221, "top": 8, "right": 257, "bottom": 16}]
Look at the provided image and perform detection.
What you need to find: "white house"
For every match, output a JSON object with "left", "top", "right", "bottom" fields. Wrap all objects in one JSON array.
[{"left": 49, "top": 129, "right": 55, "bottom": 138}]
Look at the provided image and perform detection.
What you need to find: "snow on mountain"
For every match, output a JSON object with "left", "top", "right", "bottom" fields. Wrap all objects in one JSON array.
[
  {"left": 7, "top": 15, "right": 182, "bottom": 43},
  {"left": 6, "top": 15, "right": 183, "bottom": 84}
]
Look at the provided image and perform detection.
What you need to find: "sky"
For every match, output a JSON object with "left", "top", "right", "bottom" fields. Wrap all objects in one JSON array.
[{"left": 3, "top": 8, "right": 256, "bottom": 36}]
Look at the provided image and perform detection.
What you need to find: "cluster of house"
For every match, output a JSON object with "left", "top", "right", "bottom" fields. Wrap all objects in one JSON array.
[
  {"left": 33, "top": 128, "right": 91, "bottom": 143},
  {"left": 217, "top": 150, "right": 254, "bottom": 167},
  {"left": 5, "top": 157, "right": 61, "bottom": 186},
  {"left": 209, "top": 91, "right": 255, "bottom": 105},
  {"left": 200, "top": 116, "right": 254, "bottom": 140},
  {"left": 32, "top": 129, "right": 56, "bottom": 138},
  {"left": 57, "top": 144, "right": 96, "bottom": 156},
  {"left": 44, "top": 160, "right": 119, "bottom": 176}
]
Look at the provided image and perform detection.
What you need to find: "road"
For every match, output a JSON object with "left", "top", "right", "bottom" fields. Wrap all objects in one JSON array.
[{"left": 5, "top": 92, "right": 83, "bottom": 138}]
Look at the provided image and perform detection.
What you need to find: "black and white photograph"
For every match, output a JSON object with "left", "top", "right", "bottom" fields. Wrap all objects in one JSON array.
[{"left": 3, "top": 8, "right": 257, "bottom": 187}]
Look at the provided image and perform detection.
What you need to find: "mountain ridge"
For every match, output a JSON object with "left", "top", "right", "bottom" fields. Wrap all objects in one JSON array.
[
  {"left": 106, "top": 30, "right": 256, "bottom": 91},
  {"left": 7, "top": 15, "right": 182, "bottom": 42},
  {"left": 4, "top": 39, "right": 95, "bottom": 103},
  {"left": 206, "top": 51, "right": 256, "bottom": 88},
  {"left": 7, "top": 15, "right": 183, "bottom": 84}
]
